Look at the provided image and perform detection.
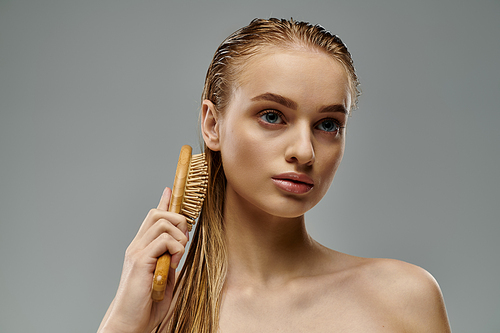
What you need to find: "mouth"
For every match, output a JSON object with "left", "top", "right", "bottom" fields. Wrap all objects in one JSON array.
[{"left": 271, "top": 172, "right": 314, "bottom": 194}]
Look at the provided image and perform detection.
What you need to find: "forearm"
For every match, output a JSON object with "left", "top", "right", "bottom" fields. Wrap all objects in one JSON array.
[{"left": 97, "top": 298, "right": 116, "bottom": 332}]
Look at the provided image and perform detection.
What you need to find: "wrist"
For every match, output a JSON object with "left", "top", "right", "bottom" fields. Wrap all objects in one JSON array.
[{"left": 98, "top": 317, "right": 137, "bottom": 333}]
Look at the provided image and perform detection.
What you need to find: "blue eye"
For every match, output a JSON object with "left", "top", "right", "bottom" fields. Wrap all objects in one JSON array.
[
  {"left": 317, "top": 119, "right": 340, "bottom": 133},
  {"left": 260, "top": 111, "right": 283, "bottom": 124}
]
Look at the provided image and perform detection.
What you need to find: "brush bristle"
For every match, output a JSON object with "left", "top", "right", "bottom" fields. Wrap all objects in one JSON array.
[{"left": 180, "top": 153, "right": 208, "bottom": 230}]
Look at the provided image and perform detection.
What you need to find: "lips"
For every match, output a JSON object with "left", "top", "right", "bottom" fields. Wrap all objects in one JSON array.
[{"left": 271, "top": 172, "right": 314, "bottom": 194}]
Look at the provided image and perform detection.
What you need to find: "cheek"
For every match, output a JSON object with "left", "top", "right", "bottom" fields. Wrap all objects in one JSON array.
[
  {"left": 220, "top": 125, "right": 267, "bottom": 180},
  {"left": 317, "top": 142, "right": 345, "bottom": 193}
]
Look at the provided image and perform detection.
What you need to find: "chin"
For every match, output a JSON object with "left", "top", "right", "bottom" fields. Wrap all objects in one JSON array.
[
  {"left": 225, "top": 179, "right": 326, "bottom": 220},
  {"left": 256, "top": 195, "right": 319, "bottom": 219}
]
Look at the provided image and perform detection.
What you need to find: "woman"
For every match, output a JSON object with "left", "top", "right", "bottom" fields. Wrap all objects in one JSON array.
[{"left": 98, "top": 18, "right": 451, "bottom": 333}]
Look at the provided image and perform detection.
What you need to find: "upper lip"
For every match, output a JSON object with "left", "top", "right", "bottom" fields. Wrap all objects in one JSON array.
[{"left": 272, "top": 172, "right": 314, "bottom": 186}]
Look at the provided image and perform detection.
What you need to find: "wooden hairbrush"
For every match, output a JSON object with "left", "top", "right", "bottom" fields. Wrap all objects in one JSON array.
[{"left": 151, "top": 145, "right": 208, "bottom": 302}]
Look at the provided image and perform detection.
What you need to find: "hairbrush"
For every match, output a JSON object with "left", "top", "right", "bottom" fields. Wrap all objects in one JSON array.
[{"left": 151, "top": 145, "right": 208, "bottom": 302}]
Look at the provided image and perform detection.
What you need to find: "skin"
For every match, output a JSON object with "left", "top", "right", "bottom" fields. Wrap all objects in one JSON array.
[
  {"left": 202, "top": 49, "right": 451, "bottom": 332},
  {"left": 97, "top": 187, "right": 188, "bottom": 333},
  {"left": 98, "top": 47, "right": 451, "bottom": 332}
]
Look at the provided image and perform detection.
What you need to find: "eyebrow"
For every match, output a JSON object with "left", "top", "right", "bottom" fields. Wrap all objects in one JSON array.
[
  {"left": 251, "top": 92, "right": 348, "bottom": 115},
  {"left": 319, "top": 104, "right": 348, "bottom": 115},
  {"left": 251, "top": 93, "right": 298, "bottom": 110}
]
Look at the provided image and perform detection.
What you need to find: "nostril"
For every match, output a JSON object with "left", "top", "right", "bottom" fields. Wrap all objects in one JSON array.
[{"left": 285, "top": 144, "right": 315, "bottom": 166}]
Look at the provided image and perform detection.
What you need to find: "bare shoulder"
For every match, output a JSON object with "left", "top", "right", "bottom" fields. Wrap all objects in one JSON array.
[
  {"left": 343, "top": 256, "right": 451, "bottom": 332},
  {"left": 355, "top": 258, "right": 444, "bottom": 302},
  {"left": 355, "top": 257, "right": 439, "bottom": 289}
]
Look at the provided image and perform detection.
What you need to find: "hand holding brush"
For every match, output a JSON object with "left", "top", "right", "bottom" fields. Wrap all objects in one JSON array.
[{"left": 97, "top": 145, "right": 208, "bottom": 333}]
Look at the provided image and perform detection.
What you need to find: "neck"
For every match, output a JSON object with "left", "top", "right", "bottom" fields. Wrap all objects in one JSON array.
[{"left": 223, "top": 187, "right": 319, "bottom": 286}]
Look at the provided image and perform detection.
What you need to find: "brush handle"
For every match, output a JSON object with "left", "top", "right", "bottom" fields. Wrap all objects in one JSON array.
[{"left": 151, "top": 145, "right": 192, "bottom": 302}]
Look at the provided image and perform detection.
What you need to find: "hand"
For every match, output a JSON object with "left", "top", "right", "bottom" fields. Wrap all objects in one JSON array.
[{"left": 98, "top": 187, "right": 189, "bottom": 333}]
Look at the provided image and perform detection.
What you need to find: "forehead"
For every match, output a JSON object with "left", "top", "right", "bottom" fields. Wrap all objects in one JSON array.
[{"left": 232, "top": 48, "right": 351, "bottom": 109}]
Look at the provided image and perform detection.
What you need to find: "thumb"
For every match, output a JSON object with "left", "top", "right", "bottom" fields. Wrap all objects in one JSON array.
[{"left": 157, "top": 187, "right": 171, "bottom": 211}]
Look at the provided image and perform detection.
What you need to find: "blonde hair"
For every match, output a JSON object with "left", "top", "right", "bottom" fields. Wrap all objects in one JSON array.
[{"left": 162, "top": 18, "right": 359, "bottom": 333}]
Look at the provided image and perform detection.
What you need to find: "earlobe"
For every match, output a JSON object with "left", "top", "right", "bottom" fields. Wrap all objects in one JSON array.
[{"left": 201, "top": 100, "right": 221, "bottom": 151}]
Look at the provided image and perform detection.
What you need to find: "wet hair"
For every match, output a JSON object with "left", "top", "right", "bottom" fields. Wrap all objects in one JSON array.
[
  {"left": 203, "top": 18, "right": 359, "bottom": 115},
  {"left": 163, "top": 18, "right": 359, "bottom": 333}
]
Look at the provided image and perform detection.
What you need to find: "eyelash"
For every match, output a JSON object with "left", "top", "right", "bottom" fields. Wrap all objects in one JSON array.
[
  {"left": 259, "top": 110, "right": 285, "bottom": 124},
  {"left": 258, "top": 110, "right": 344, "bottom": 134}
]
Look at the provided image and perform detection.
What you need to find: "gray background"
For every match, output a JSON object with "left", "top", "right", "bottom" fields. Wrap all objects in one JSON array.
[{"left": 1, "top": 0, "right": 499, "bottom": 332}]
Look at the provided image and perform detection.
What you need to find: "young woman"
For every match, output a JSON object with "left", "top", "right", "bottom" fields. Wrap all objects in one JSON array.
[{"left": 98, "top": 18, "right": 451, "bottom": 333}]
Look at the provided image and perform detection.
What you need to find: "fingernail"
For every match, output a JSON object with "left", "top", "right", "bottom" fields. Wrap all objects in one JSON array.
[
  {"left": 171, "top": 262, "right": 178, "bottom": 269},
  {"left": 185, "top": 230, "right": 189, "bottom": 241}
]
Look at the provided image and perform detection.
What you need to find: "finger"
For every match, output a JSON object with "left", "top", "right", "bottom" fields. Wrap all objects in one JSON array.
[
  {"left": 157, "top": 187, "right": 171, "bottom": 211},
  {"left": 135, "top": 209, "right": 188, "bottom": 240},
  {"left": 148, "top": 210, "right": 188, "bottom": 233},
  {"left": 137, "top": 218, "right": 189, "bottom": 250},
  {"left": 146, "top": 233, "right": 186, "bottom": 269}
]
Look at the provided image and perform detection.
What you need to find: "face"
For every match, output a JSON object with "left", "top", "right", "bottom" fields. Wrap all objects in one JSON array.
[{"left": 203, "top": 48, "right": 351, "bottom": 218}]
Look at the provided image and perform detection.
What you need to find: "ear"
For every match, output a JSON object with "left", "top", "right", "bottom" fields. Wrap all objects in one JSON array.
[{"left": 201, "top": 99, "right": 221, "bottom": 151}]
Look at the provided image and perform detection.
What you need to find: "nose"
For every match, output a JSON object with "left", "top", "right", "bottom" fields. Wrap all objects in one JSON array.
[{"left": 285, "top": 124, "right": 315, "bottom": 166}]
